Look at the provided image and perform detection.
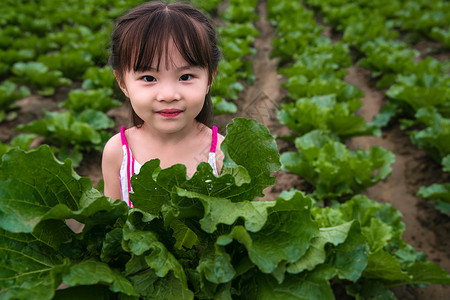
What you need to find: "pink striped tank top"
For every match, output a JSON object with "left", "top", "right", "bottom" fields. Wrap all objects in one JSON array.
[{"left": 119, "top": 125, "right": 219, "bottom": 207}]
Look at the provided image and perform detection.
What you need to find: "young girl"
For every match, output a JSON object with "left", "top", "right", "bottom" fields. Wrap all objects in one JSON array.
[{"left": 102, "top": 1, "right": 224, "bottom": 205}]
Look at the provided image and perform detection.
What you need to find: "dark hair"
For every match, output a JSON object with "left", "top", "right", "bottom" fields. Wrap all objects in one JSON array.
[{"left": 109, "top": 1, "right": 221, "bottom": 127}]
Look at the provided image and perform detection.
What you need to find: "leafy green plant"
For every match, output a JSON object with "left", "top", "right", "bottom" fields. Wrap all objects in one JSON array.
[
  {"left": 0, "top": 48, "right": 35, "bottom": 77},
  {"left": 387, "top": 59, "right": 450, "bottom": 114},
  {"left": 189, "top": 0, "right": 222, "bottom": 13},
  {"left": 0, "top": 81, "right": 30, "bottom": 122},
  {"left": 1, "top": 119, "right": 448, "bottom": 299},
  {"left": 281, "top": 130, "right": 395, "bottom": 200},
  {"left": 38, "top": 50, "right": 94, "bottom": 81},
  {"left": 209, "top": 0, "right": 258, "bottom": 116},
  {"left": 430, "top": 27, "right": 450, "bottom": 48},
  {"left": 418, "top": 183, "right": 450, "bottom": 216},
  {"left": 221, "top": 0, "right": 258, "bottom": 23},
  {"left": 312, "top": 194, "right": 450, "bottom": 297},
  {"left": 358, "top": 38, "right": 419, "bottom": 89},
  {"left": 11, "top": 61, "right": 71, "bottom": 96},
  {"left": 418, "top": 155, "right": 450, "bottom": 215},
  {"left": 278, "top": 95, "right": 380, "bottom": 141},
  {"left": 81, "top": 66, "right": 116, "bottom": 90},
  {"left": 17, "top": 109, "right": 113, "bottom": 166},
  {"left": 0, "top": 134, "right": 36, "bottom": 158},
  {"left": 268, "top": 0, "right": 322, "bottom": 64},
  {"left": 283, "top": 76, "right": 364, "bottom": 103},
  {"left": 280, "top": 40, "right": 352, "bottom": 81},
  {"left": 60, "top": 88, "right": 121, "bottom": 113},
  {"left": 211, "top": 96, "right": 238, "bottom": 115},
  {"left": 408, "top": 107, "right": 450, "bottom": 162},
  {"left": 342, "top": 15, "right": 398, "bottom": 49}
]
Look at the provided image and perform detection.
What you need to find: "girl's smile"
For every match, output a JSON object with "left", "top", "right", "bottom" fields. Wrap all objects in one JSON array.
[{"left": 156, "top": 108, "right": 183, "bottom": 118}]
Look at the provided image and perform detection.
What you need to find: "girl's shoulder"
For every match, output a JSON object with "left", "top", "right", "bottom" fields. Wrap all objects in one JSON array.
[{"left": 102, "top": 131, "right": 123, "bottom": 162}]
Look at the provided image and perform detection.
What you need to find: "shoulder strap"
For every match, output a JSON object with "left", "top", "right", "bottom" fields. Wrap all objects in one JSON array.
[
  {"left": 209, "top": 125, "right": 218, "bottom": 153},
  {"left": 120, "top": 126, "right": 133, "bottom": 207}
]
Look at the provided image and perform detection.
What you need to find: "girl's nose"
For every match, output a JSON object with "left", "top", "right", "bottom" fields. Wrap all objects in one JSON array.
[{"left": 156, "top": 82, "right": 181, "bottom": 102}]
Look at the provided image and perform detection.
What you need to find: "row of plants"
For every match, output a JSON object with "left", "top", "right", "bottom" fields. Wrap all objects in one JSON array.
[
  {"left": 304, "top": 0, "right": 450, "bottom": 215},
  {"left": 211, "top": 0, "right": 259, "bottom": 114},
  {"left": 304, "top": 0, "right": 450, "bottom": 48},
  {"left": 266, "top": 0, "right": 450, "bottom": 297},
  {"left": 268, "top": 0, "right": 390, "bottom": 200},
  {"left": 2, "top": 118, "right": 450, "bottom": 299}
]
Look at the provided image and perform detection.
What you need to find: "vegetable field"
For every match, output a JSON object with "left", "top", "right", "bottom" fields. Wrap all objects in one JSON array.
[{"left": 1, "top": 0, "right": 450, "bottom": 299}]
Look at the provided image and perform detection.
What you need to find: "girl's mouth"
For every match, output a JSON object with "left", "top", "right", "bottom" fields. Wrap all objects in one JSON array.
[{"left": 157, "top": 109, "right": 183, "bottom": 118}]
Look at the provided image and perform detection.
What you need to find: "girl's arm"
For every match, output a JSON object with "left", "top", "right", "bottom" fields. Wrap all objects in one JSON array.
[{"left": 101, "top": 133, "right": 123, "bottom": 200}]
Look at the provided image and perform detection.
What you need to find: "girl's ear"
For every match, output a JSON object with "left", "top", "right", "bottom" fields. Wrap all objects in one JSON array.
[{"left": 114, "top": 70, "right": 129, "bottom": 98}]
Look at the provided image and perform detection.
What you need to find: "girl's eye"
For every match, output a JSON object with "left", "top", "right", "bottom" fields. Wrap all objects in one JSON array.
[
  {"left": 180, "top": 74, "right": 193, "bottom": 81},
  {"left": 142, "top": 75, "right": 156, "bottom": 82}
]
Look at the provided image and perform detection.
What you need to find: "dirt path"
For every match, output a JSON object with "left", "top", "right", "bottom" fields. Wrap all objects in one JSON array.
[
  {"left": 345, "top": 65, "right": 450, "bottom": 299},
  {"left": 215, "top": 0, "right": 309, "bottom": 201}
]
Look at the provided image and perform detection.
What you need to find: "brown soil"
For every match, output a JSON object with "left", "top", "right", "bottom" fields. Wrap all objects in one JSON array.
[{"left": 1, "top": 1, "right": 449, "bottom": 299}]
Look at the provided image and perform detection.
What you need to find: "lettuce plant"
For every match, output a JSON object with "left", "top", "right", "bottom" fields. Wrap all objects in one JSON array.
[
  {"left": 430, "top": 27, "right": 450, "bottom": 48},
  {"left": 17, "top": 109, "right": 113, "bottom": 166},
  {"left": 409, "top": 107, "right": 450, "bottom": 162},
  {"left": 281, "top": 130, "right": 395, "bottom": 199},
  {"left": 0, "top": 81, "right": 30, "bottom": 122},
  {"left": 81, "top": 66, "right": 116, "bottom": 90},
  {"left": 278, "top": 95, "right": 380, "bottom": 141},
  {"left": 60, "top": 88, "right": 121, "bottom": 113},
  {"left": 37, "top": 50, "right": 94, "bottom": 81},
  {"left": 418, "top": 155, "right": 450, "bottom": 215},
  {"left": 11, "top": 61, "right": 71, "bottom": 96},
  {"left": 1, "top": 118, "right": 448, "bottom": 299}
]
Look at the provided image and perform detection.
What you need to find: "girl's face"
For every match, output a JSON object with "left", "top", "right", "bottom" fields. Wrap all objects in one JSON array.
[{"left": 118, "top": 41, "right": 210, "bottom": 135}]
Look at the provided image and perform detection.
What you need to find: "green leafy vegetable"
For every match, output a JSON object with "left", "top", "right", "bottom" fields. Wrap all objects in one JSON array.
[
  {"left": 60, "top": 88, "right": 121, "bottom": 113},
  {"left": 281, "top": 130, "right": 395, "bottom": 199},
  {"left": 11, "top": 61, "right": 71, "bottom": 96},
  {"left": 278, "top": 95, "right": 380, "bottom": 140},
  {"left": 0, "top": 81, "right": 30, "bottom": 122},
  {"left": 81, "top": 66, "right": 116, "bottom": 90},
  {"left": 409, "top": 107, "right": 450, "bottom": 162},
  {"left": 18, "top": 109, "right": 113, "bottom": 166}
]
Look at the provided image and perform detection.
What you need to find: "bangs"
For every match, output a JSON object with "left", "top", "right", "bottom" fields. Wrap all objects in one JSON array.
[{"left": 119, "top": 7, "right": 212, "bottom": 75}]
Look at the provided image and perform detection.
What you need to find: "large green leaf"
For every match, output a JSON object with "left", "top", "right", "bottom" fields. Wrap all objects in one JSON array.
[
  {"left": 404, "top": 261, "right": 450, "bottom": 286},
  {"left": 0, "top": 146, "right": 90, "bottom": 232},
  {"left": 363, "top": 250, "right": 413, "bottom": 283},
  {"left": 253, "top": 265, "right": 336, "bottom": 300},
  {"left": 0, "top": 146, "right": 129, "bottom": 234},
  {"left": 325, "top": 220, "right": 369, "bottom": 282},
  {"left": 220, "top": 118, "right": 281, "bottom": 198},
  {"left": 180, "top": 189, "right": 276, "bottom": 233},
  {"left": 0, "top": 229, "right": 68, "bottom": 300},
  {"left": 62, "top": 260, "right": 137, "bottom": 296},
  {"left": 287, "top": 221, "right": 354, "bottom": 274},
  {"left": 217, "top": 191, "right": 319, "bottom": 273}
]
